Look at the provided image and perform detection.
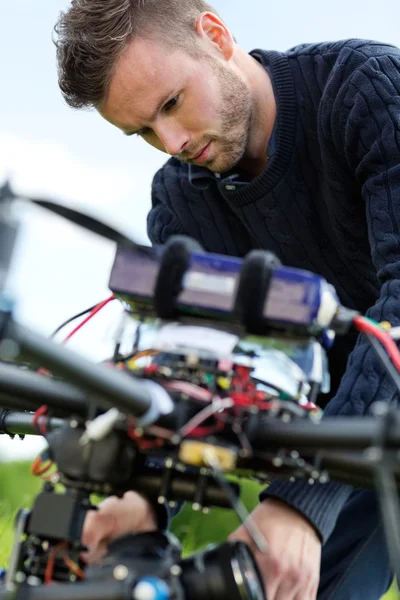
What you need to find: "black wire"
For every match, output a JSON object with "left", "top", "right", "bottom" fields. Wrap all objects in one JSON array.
[
  {"left": 364, "top": 333, "right": 400, "bottom": 395},
  {"left": 50, "top": 302, "right": 101, "bottom": 338}
]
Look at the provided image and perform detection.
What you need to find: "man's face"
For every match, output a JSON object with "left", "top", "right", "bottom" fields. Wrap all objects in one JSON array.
[{"left": 99, "top": 36, "right": 253, "bottom": 174}]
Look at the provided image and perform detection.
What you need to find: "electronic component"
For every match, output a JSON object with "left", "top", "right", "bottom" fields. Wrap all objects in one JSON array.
[{"left": 109, "top": 244, "right": 341, "bottom": 336}]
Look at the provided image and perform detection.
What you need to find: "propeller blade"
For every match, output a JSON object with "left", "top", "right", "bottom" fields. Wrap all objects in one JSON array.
[
  {"left": 29, "top": 198, "right": 138, "bottom": 248},
  {"left": 0, "top": 179, "right": 151, "bottom": 254}
]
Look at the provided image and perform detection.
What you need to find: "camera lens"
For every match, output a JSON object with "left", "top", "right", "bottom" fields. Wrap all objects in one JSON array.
[
  {"left": 180, "top": 541, "right": 265, "bottom": 600},
  {"left": 230, "top": 542, "right": 265, "bottom": 600}
]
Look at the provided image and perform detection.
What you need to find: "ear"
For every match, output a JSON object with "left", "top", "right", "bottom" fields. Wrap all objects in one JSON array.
[{"left": 194, "top": 12, "right": 234, "bottom": 60}]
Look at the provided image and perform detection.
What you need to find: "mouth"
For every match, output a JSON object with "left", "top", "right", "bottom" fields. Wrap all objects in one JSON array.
[{"left": 191, "top": 142, "right": 212, "bottom": 163}]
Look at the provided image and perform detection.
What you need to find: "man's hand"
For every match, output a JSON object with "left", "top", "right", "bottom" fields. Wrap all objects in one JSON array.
[
  {"left": 229, "top": 498, "right": 321, "bottom": 600},
  {"left": 81, "top": 491, "right": 158, "bottom": 564}
]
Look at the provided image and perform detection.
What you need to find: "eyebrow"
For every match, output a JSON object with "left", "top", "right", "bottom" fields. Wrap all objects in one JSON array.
[{"left": 123, "top": 89, "right": 176, "bottom": 136}]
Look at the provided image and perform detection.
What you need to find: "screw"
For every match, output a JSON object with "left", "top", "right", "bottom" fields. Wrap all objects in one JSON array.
[
  {"left": 26, "top": 576, "right": 41, "bottom": 586},
  {"left": 365, "top": 447, "right": 383, "bottom": 462},
  {"left": 114, "top": 565, "right": 129, "bottom": 581},
  {"left": 0, "top": 339, "right": 20, "bottom": 360},
  {"left": 371, "top": 402, "right": 388, "bottom": 417}
]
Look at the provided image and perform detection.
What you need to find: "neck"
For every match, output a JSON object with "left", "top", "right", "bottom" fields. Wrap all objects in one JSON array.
[{"left": 236, "top": 50, "right": 277, "bottom": 177}]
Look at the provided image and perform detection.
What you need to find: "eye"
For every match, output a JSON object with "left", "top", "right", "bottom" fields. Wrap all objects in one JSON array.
[{"left": 163, "top": 95, "right": 179, "bottom": 112}]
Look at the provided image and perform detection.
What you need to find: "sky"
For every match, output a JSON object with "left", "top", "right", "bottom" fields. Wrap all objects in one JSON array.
[{"left": 1, "top": 0, "right": 400, "bottom": 459}]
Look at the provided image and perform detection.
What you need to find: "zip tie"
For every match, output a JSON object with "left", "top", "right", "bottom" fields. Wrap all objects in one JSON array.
[{"left": 79, "top": 408, "right": 121, "bottom": 445}]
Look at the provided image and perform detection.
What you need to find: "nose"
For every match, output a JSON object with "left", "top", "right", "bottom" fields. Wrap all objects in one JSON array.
[{"left": 154, "top": 121, "right": 190, "bottom": 156}]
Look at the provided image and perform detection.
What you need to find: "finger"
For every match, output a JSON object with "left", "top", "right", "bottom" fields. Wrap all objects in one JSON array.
[
  {"left": 81, "top": 510, "right": 116, "bottom": 549},
  {"left": 81, "top": 540, "right": 109, "bottom": 565},
  {"left": 112, "top": 492, "right": 158, "bottom": 536},
  {"left": 264, "top": 555, "right": 304, "bottom": 600},
  {"left": 298, "top": 580, "right": 318, "bottom": 600},
  {"left": 294, "top": 562, "right": 319, "bottom": 600},
  {"left": 274, "top": 576, "right": 301, "bottom": 600}
]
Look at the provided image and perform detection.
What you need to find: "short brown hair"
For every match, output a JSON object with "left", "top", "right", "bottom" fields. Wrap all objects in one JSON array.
[{"left": 54, "top": 0, "right": 220, "bottom": 110}]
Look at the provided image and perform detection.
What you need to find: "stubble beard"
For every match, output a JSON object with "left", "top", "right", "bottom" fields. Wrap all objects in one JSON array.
[
  {"left": 209, "top": 63, "right": 253, "bottom": 174},
  {"left": 180, "top": 56, "right": 253, "bottom": 174}
]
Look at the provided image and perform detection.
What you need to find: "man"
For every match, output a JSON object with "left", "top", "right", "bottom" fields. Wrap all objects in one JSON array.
[{"left": 54, "top": 1, "right": 400, "bottom": 598}]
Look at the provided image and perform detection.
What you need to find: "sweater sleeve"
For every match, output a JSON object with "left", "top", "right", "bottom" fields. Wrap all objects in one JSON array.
[
  {"left": 147, "top": 162, "right": 186, "bottom": 245},
  {"left": 261, "top": 48, "right": 400, "bottom": 543}
]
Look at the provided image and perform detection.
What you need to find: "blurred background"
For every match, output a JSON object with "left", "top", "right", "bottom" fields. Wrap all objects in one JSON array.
[{"left": 1, "top": 0, "right": 400, "bottom": 461}]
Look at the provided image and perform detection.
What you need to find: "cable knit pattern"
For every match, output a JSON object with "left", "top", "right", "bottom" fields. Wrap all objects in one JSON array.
[{"left": 147, "top": 39, "right": 400, "bottom": 542}]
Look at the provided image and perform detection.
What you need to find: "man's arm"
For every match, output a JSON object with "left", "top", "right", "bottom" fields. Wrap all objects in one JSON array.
[{"left": 261, "top": 46, "right": 400, "bottom": 543}]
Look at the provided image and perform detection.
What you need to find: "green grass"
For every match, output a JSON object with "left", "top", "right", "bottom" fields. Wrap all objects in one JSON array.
[{"left": 0, "top": 462, "right": 399, "bottom": 598}]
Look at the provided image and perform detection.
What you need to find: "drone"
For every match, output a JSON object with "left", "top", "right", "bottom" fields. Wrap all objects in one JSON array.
[{"left": 1, "top": 180, "right": 400, "bottom": 600}]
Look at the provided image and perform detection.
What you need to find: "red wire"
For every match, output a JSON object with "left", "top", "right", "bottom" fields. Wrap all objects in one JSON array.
[
  {"left": 354, "top": 316, "right": 400, "bottom": 372},
  {"left": 33, "top": 405, "right": 48, "bottom": 435},
  {"left": 62, "top": 295, "right": 116, "bottom": 344}
]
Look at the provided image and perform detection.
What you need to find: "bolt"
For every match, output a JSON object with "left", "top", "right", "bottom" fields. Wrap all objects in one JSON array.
[
  {"left": 365, "top": 447, "right": 383, "bottom": 462},
  {"left": 371, "top": 402, "right": 388, "bottom": 417},
  {"left": 114, "top": 565, "right": 129, "bottom": 581},
  {"left": 170, "top": 565, "right": 182, "bottom": 576},
  {"left": 0, "top": 339, "right": 20, "bottom": 360}
]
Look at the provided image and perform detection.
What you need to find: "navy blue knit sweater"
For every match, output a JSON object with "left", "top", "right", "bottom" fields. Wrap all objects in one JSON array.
[{"left": 146, "top": 39, "right": 400, "bottom": 543}]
